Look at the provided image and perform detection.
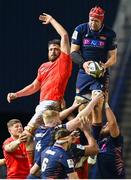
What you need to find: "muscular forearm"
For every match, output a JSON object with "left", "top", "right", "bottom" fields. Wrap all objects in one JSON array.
[
  {"left": 16, "top": 84, "right": 39, "bottom": 98},
  {"left": 26, "top": 136, "right": 34, "bottom": 167},
  {"left": 60, "top": 106, "right": 77, "bottom": 121},
  {"left": 66, "top": 100, "right": 96, "bottom": 131},
  {"left": 67, "top": 94, "right": 102, "bottom": 131},
  {"left": 104, "top": 57, "right": 116, "bottom": 68},
  {"left": 104, "top": 49, "right": 117, "bottom": 68},
  {"left": 30, "top": 163, "right": 40, "bottom": 176},
  {"left": 83, "top": 129, "right": 97, "bottom": 147},
  {"left": 77, "top": 99, "right": 97, "bottom": 118},
  {"left": 83, "top": 130, "right": 99, "bottom": 155},
  {"left": 50, "top": 18, "right": 68, "bottom": 38},
  {"left": 4, "top": 139, "right": 21, "bottom": 152}
]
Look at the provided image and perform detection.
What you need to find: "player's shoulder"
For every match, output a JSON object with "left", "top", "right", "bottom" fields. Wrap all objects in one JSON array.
[
  {"left": 53, "top": 145, "right": 67, "bottom": 155},
  {"left": 59, "top": 51, "right": 71, "bottom": 59},
  {"left": 111, "top": 133, "right": 124, "bottom": 144},
  {"left": 75, "top": 23, "right": 88, "bottom": 31},
  {"left": 35, "top": 126, "right": 46, "bottom": 132},
  {"left": 3, "top": 137, "right": 13, "bottom": 145},
  {"left": 103, "top": 25, "right": 116, "bottom": 37},
  {"left": 45, "top": 145, "right": 63, "bottom": 157},
  {"left": 38, "top": 61, "right": 49, "bottom": 69}
]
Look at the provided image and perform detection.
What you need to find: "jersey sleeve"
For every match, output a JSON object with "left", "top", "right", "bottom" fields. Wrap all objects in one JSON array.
[
  {"left": 71, "top": 25, "right": 83, "bottom": 45},
  {"left": 107, "top": 31, "right": 117, "bottom": 50},
  {"left": 69, "top": 144, "right": 85, "bottom": 163},
  {"left": 60, "top": 154, "right": 75, "bottom": 174},
  {"left": 110, "top": 134, "right": 124, "bottom": 147},
  {"left": 36, "top": 65, "right": 42, "bottom": 82},
  {"left": 2, "top": 138, "right": 13, "bottom": 151},
  {"left": 92, "top": 125, "right": 102, "bottom": 141}
]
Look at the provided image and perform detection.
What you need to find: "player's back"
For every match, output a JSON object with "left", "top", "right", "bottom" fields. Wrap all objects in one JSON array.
[
  {"left": 34, "top": 126, "right": 54, "bottom": 162},
  {"left": 40, "top": 145, "right": 74, "bottom": 179}
]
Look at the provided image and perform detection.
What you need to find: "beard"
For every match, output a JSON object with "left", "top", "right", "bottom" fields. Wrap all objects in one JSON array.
[{"left": 49, "top": 54, "right": 59, "bottom": 62}]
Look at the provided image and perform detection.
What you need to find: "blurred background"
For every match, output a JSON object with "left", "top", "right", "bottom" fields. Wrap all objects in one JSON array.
[{"left": 0, "top": 0, "right": 131, "bottom": 178}]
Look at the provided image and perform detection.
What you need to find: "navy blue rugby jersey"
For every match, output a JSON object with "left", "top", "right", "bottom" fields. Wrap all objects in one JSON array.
[
  {"left": 37, "top": 145, "right": 75, "bottom": 179},
  {"left": 34, "top": 124, "right": 66, "bottom": 162},
  {"left": 91, "top": 126, "right": 125, "bottom": 179},
  {"left": 71, "top": 23, "right": 117, "bottom": 63},
  {"left": 68, "top": 143, "right": 85, "bottom": 166},
  {"left": 34, "top": 126, "right": 54, "bottom": 162}
]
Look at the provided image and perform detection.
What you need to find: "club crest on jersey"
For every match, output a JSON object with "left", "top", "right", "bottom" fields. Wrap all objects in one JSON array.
[
  {"left": 72, "top": 30, "right": 78, "bottom": 40},
  {"left": 100, "top": 36, "right": 107, "bottom": 40}
]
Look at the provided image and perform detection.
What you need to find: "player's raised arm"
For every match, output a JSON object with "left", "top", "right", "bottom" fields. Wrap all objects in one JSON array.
[
  {"left": 66, "top": 93, "right": 104, "bottom": 131},
  {"left": 39, "top": 13, "right": 70, "bottom": 54}
]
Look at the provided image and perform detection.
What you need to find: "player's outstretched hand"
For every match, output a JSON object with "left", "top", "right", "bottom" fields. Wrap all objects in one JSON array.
[
  {"left": 39, "top": 13, "right": 53, "bottom": 24},
  {"left": 7, "top": 92, "right": 17, "bottom": 103}
]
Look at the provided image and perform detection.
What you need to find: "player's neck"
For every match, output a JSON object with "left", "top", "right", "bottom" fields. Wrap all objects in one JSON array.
[
  {"left": 11, "top": 135, "right": 19, "bottom": 140},
  {"left": 54, "top": 142, "right": 68, "bottom": 151}
]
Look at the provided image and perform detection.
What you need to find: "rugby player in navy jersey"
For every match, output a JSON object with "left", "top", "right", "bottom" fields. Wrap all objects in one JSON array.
[
  {"left": 33, "top": 93, "right": 102, "bottom": 164},
  {"left": 90, "top": 96, "right": 126, "bottom": 179},
  {"left": 33, "top": 100, "right": 80, "bottom": 164},
  {"left": 71, "top": 6, "right": 117, "bottom": 126},
  {"left": 29, "top": 117, "right": 99, "bottom": 179},
  {"left": 27, "top": 93, "right": 102, "bottom": 178},
  {"left": 30, "top": 128, "right": 79, "bottom": 179}
]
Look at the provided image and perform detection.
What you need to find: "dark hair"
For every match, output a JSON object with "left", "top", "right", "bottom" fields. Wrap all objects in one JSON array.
[
  {"left": 55, "top": 128, "right": 71, "bottom": 140},
  {"left": 49, "top": 127, "right": 71, "bottom": 146},
  {"left": 7, "top": 119, "right": 21, "bottom": 128},
  {"left": 48, "top": 39, "right": 60, "bottom": 48}
]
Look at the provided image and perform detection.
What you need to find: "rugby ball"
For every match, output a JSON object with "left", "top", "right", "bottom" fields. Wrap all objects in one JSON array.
[{"left": 88, "top": 61, "right": 104, "bottom": 78}]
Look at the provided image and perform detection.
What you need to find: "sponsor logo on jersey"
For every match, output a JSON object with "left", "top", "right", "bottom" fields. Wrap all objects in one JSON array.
[
  {"left": 83, "top": 38, "right": 105, "bottom": 48},
  {"left": 100, "top": 36, "right": 107, "bottom": 40},
  {"left": 67, "top": 159, "right": 74, "bottom": 168}
]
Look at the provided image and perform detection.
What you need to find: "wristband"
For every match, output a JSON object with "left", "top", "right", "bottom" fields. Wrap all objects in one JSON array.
[{"left": 24, "top": 124, "right": 35, "bottom": 135}]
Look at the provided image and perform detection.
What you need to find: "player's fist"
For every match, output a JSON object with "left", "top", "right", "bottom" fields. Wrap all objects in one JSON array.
[
  {"left": 7, "top": 92, "right": 17, "bottom": 103},
  {"left": 19, "top": 133, "right": 28, "bottom": 143}
]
